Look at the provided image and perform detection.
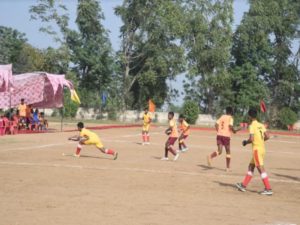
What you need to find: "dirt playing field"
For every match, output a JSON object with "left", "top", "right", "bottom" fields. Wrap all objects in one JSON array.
[{"left": 0, "top": 124, "right": 299, "bottom": 225}]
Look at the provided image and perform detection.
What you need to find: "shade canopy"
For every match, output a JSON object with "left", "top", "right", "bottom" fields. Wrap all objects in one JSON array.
[
  {"left": 0, "top": 69, "right": 74, "bottom": 109},
  {"left": 0, "top": 64, "right": 13, "bottom": 92}
]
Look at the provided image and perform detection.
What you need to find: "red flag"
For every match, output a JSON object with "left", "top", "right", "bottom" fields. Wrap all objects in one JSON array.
[
  {"left": 260, "top": 100, "right": 267, "bottom": 113},
  {"left": 148, "top": 99, "right": 156, "bottom": 113}
]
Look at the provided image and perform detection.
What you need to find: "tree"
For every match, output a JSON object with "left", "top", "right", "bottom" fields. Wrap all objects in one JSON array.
[
  {"left": 183, "top": 0, "right": 233, "bottom": 114},
  {"left": 0, "top": 26, "right": 27, "bottom": 68},
  {"left": 66, "top": 0, "right": 115, "bottom": 93},
  {"left": 29, "top": 0, "right": 69, "bottom": 43},
  {"left": 115, "top": 0, "right": 186, "bottom": 110},
  {"left": 231, "top": 0, "right": 300, "bottom": 125},
  {"left": 30, "top": 0, "right": 116, "bottom": 109}
]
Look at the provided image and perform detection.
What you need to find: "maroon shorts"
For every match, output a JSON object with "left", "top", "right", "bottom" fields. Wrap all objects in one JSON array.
[
  {"left": 217, "top": 135, "right": 230, "bottom": 146},
  {"left": 167, "top": 137, "right": 178, "bottom": 146},
  {"left": 179, "top": 135, "right": 189, "bottom": 140}
]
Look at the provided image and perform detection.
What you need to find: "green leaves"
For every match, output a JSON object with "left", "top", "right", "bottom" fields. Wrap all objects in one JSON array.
[
  {"left": 116, "top": 0, "right": 186, "bottom": 109},
  {"left": 0, "top": 26, "right": 27, "bottom": 67}
]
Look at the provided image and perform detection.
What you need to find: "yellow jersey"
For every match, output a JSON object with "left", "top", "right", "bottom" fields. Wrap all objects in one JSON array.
[
  {"left": 249, "top": 120, "right": 266, "bottom": 151},
  {"left": 80, "top": 128, "right": 99, "bottom": 140},
  {"left": 143, "top": 113, "right": 151, "bottom": 126},
  {"left": 180, "top": 120, "right": 190, "bottom": 135},
  {"left": 216, "top": 115, "right": 233, "bottom": 137},
  {"left": 169, "top": 119, "right": 178, "bottom": 138}
]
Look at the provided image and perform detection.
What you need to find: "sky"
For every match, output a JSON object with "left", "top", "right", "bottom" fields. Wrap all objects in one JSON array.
[{"left": 0, "top": 0, "right": 250, "bottom": 106}]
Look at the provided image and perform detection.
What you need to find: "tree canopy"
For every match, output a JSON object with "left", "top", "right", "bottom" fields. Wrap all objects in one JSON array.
[{"left": 0, "top": 0, "right": 299, "bottom": 126}]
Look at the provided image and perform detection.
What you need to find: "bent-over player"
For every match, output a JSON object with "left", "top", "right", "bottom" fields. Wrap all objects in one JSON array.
[{"left": 68, "top": 122, "right": 118, "bottom": 160}]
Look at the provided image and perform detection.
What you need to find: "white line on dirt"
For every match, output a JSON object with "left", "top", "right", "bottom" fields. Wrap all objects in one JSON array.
[
  {"left": 0, "top": 161, "right": 299, "bottom": 185},
  {"left": 1, "top": 138, "right": 299, "bottom": 155}
]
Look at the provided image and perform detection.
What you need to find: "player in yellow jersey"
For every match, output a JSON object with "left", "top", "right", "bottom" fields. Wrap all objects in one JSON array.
[
  {"left": 142, "top": 108, "right": 152, "bottom": 145},
  {"left": 207, "top": 107, "right": 239, "bottom": 171},
  {"left": 236, "top": 108, "right": 272, "bottom": 195},
  {"left": 178, "top": 114, "right": 190, "bottom": 152},
  {"left": 68, "top": 122, "right": 118, "bottom": 160},
  {"left": 161, "top": 112, "right": 180, "bottom": 161}
]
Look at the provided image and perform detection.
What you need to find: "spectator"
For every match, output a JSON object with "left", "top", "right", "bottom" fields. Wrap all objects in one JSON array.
[
  {"left": 18, "top": 99, "right": 27, "bottom": 118},
  {"left": 31, "top": 109, "right": 40, "bottom": 130},
  {"left": 38, "top": 112, "right": 48, "bottom": 130}
]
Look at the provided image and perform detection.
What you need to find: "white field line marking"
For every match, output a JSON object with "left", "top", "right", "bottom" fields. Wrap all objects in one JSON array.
[
  {"left": 1, "top": 138, "right": 299, "bottom": 155},
  {"left": 2, "top": 143, "right": 73, "bottom": 152},
  {"left": 0, "top": 161, "right": 299, "bottom": 185},
  {"left": 120, "top": 132, "right": 300, "bottom": 144}
]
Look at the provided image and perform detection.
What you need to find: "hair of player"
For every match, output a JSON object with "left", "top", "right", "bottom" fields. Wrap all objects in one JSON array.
[
  {"left": 144, "top": 107, "right": 148, "bottom": 111},
  {"left": 168, "top": 111, "right": 174, "bottom": 117},
  {"left": 226, "top": 106, "right": 233, "bottom": 115},
  {"left": 77, "top": 122, "right": 84, "bottom": 128},
  {"left": 179, "top": 114, "right": 185, "bottom": 119},
  {"left": 248, "top": 108, "right": 257, "bottom": 118}
]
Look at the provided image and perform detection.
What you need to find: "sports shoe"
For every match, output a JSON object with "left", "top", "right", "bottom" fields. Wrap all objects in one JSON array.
[
  {"left": 73, "top": 154, "right": 80, "bottom": 158},
  {"left": 236, "top": 183, "right": 246, "bottom": 192},
  {"left": 146, "top": 142, "right": 150, "bottom": 145},
  {"left": 173, "top": 153, "right": 180, "bottom": 161},
  {"left": 260, "top": 189, "right": 273, "bottom": 196},
  {"left": 207, "top": 155, "right": 212, "bottom": 167},
  {"left": 113, "top": 152, "right": 118, "bottom": 160},
  {"left": 181, "top": 148, "right": 187, "bottom": 152},
  {"left": 161, "top": 157, "right": 169, "bottom": 161}
]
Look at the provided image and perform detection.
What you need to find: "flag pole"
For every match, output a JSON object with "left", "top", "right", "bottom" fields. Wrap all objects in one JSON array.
[{"left": 61, "top": 87, "right": 65, "bottom": 132}]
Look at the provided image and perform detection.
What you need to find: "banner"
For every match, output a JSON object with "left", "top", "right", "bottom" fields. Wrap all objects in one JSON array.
[
  {"left": 260, "top": 100, "right": 267, "bottom": 113},
  {"left": 148, "top": 99, "right": 156, "bottom": 113}
]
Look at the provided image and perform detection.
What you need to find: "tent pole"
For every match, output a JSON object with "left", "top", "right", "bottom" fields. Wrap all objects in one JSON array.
[
  {"left": 61, "top": 88, "right": 64, "bottom": 132},
  {"left": 61, "top": 107, "right": 64, "bottom": 132},
  {"left": 8, "top": 83, "right": 12, "bottom": 120}
]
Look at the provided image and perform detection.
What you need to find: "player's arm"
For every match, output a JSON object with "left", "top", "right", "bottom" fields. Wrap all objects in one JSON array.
[
  {"left": 180, "top": 124, "right": 190, "bottom": 138},
  {"left": 264, "top": 131, "right": 270, "bottom": 141},
  {"left": 165, "top": 127, "right": 172, "bottom": 135},
  {"left": 231, "top": 125, "right": 242, "bottom": 134},
  {"left": 68, "top": 135, "right": 80, "bottom": 141},
  {"left": 215, "top": 123, "right": 219, "bottom": 132},
  {"left": 242, "top": 134, "right": 254, "bottom": 146}
]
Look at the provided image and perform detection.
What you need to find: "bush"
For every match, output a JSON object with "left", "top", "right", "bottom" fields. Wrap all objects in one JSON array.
[
  {"left": 59, "top": 90, "right": 79, "bottom": 118},
  {"left": 278, "top": 107, "right": 298, "bottom": 129},
  {"left": 182, "top": 101, "right": 200, "bottom": 124}
]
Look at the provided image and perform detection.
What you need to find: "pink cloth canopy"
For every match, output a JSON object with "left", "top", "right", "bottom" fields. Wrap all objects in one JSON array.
[
  {"left": 0, "top": 71, "right": 74, "bottom": 109},
  {"left": 0, "top": 64, "right": 13, "bottom": 92}
]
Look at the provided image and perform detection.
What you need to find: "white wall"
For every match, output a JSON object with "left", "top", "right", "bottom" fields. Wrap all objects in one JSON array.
[{"left": 43, "top": 108, "right": 300, "bottom": 129}]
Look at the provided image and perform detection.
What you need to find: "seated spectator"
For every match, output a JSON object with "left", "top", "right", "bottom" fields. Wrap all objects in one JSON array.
[
  {"left": 0, "top": 115, "right": 4, "bottom": 136},
  {"left": 30, "top": 109, "right": 40, "bottom": 130},
  {"left": 38, "top": 112, "right": 48, "bottom": 130},
  {"left": 18, "top": 115, "right": 26, "bottom": 130},
  {"left": 2, "top": 114, "right": 10, "bottom": 134},
  {"left": 11, "top": 110, "right": 19, "bottom": 134}
]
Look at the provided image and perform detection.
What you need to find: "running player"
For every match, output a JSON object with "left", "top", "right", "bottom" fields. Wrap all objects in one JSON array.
[
  {"left": 142, "top": 108, "right": 152, "bottom": 145},
  {"left": 207, "top": 106, "right": 238, "bottom": 172},
  {"left": 236, "top": 108, "right": 273, "bottom": 195},
  {"left": 161, "top": 112, "right": 180, "bottom": 161},
  {"left": 178, "top": 114, "right": 190, "bottom": 152},
  {"left": 68, "top": 122, "right": 118, "bottom": 160}
]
